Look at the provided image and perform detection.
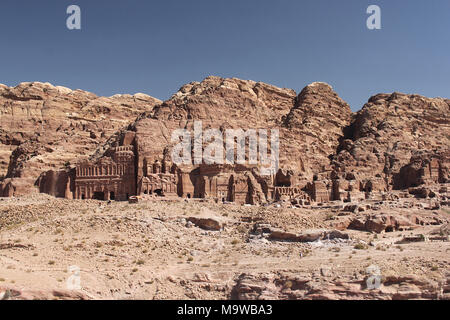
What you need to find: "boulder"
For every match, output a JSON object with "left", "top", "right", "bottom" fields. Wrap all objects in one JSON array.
[{"left": 187, "top": 217, "right": 224, "bottom": 231}]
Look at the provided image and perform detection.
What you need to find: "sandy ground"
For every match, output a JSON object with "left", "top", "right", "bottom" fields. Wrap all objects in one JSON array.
[{"left": 0, "top": 194, "right": 449, "bottom": 299}]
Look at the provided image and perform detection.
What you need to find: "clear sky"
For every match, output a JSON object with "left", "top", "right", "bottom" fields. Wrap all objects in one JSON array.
[{"left": 0, "top": 0, "right": 449, "bottom": 111}]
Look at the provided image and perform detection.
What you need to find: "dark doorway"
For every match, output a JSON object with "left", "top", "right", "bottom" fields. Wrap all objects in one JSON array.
[
  {"left": 109, "top": 192, "right": 115, "bottom": 201},
  {"left": 155, "top": 189, "right": 163, "bottom": 196},
  {"left": 81, "top": 194, "right": 85, "bottom": 200},
  {"left": 93, "top": 192, "right": 104, "bottom": 200},
  {"left": 187, "top": 193, "right": 191, "bottom": 199}
]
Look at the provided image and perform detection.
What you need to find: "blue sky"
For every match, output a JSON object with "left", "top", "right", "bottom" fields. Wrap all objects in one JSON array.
[{"left": 0, "top": 0, "right": 449, "bottom": 111}]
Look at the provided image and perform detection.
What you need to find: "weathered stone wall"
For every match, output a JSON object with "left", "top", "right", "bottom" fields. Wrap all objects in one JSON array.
[{"left": 2, "top": 77, "right": 449, "bottom": 204}]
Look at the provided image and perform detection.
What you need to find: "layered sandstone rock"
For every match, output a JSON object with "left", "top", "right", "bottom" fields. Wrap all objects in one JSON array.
[
  {"left": 1, "top": 77, "right": 449, "bottom": 203},
  {"left": 77, "top": 77, "right": 299, "bottom": 204},
  {"left": 126, "top": 77, "right": 352, "bottom": 178},
  {"left": 394, "top": 151, "right": 449, "bottom": 189},
  {"left": 78, "top": 77, "right": 355, "bottom": 204},
  {"left": 332, "top": 92, "right": 450, "bottom": 190},
  {"left": 282, "top": 82, "right": 352, "bottom": 177},
  {"left": 231, "top": 272, "right": 446, "bottom": 300},
  {"left": 129, "top": 76, "right": 297, "bottom": 169},
  {"left": 0, "top": 82, "right": 161, "bottom": 196}
]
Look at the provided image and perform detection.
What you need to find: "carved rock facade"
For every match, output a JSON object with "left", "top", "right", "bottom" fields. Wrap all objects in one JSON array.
[{"left": 1, "top": 77, "right": 449, "bottom": 205}]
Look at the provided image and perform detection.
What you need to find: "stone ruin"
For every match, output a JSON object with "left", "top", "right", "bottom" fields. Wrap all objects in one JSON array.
[
  {"left": 74, "top": 145, "right": 136, "bottom": 201},
  {"left": 29, "top": 129, "right": 449, "bottom": 206},
  {"left": 1, "top": 77, "right": 448, "bottom": 208}
]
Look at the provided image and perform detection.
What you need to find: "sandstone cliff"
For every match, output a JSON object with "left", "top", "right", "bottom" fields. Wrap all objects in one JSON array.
[
  {"left": 93, "top": 77, "right": 353, "bottom": 181},
  {"left": 85, "top": 77, "right": 450, "bottom": 204},
  {"left": 282, "top": 82, "right": 352, "bottom": 177},
  {"left": 0, "top": 82, "right": 161, "bottom": 196},
  {"left": 332, "top": 92, "right": 450, "bottom": 188},
  {"left": 1, "top": 77, "right": 448, "bottom": 199}
]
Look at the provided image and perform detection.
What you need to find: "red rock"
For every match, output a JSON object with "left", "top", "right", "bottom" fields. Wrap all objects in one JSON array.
[
  {"left": 0, "top": 82, "right": 161, "bottom": 196},
  {"left": 1, "top": 77, "right": 449, "bottom": 206}
]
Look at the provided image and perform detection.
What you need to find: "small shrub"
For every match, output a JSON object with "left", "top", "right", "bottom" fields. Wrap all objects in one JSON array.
[
  {"left": 136, "top": 259, "right": 145, "bottom": 265},
  {"left": 354, "top": 243, "right": 368, "bottom": 250}
]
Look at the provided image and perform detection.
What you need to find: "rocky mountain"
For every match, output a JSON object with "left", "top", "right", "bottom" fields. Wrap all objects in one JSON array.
[
  {"left": 116, "top": 76, "right": 300, "bottom": 178},
  {"left": 91, "top": 77, "right": 354, "bottom": 183},
  {"left": 281, "top": 82, "right": 352, "bottom": 177},
  {"left": 332, "top": 92, "right": 450, "bottom": 186},
  {"left": 0, "top": 76, "right": 448, "bottom": 198},
  {"left": 0, "top": 82, "right": 161, "bottom": 195}
]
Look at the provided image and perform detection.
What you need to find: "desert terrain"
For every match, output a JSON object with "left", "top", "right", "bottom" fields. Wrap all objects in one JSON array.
[
  {"left": 0, "top": 77, "right": 449, "bottom": 300},
  {"left": 0, "top": 193, "right": 448, "bottom": 300}
]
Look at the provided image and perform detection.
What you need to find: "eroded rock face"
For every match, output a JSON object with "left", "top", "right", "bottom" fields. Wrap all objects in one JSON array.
[
  {"left": 0, "top": 286, "right": 91, "bottom": 300},
  {"left": 123, "top": 77, "right": 354, "bottom": 179},
  {"left": 1, "top": 77, "right": 449, "bottom": 204},
  {"left": 73, "top": 77, "right": 355, "bottom": 204},
  {"left": 0, "top": 82, "right": 161, "bottom": 196},
  {"left": 129, "top": 76, "right": 297, "bottom": 172},
  {"left": 394, "top": 152, "right": 449, "bottom": 189},
  {"left": 333, "top": 92, "right": 450, "bottom": 190},
  {"left": 251, "top": 224, "right": 350, "bottom": 242},
  {"left": 231, "top": 272, "right": 446, "bottom": 300},
  {"left": 283, "top": 82, "right": 353, "bottom": 177},
  {"left": 342, "top": 212, "right": 445, "bottom": 234},
  {"left": 69, "top": 76, "right": 298, "bottom": 204}
]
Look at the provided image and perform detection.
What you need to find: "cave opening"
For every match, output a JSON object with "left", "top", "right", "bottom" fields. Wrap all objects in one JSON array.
[{"left": 93, "top": 192, "right": 104, "bottom": 200}]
